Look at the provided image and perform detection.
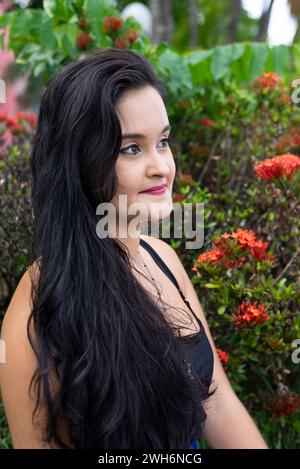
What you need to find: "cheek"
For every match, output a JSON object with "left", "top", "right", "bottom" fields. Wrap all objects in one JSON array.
[
  {"left": 169, "top": 155, "right": 176, "bottom": 180},
  {"left": 115, "top": 161, "right": 140, "bottom": 194}
]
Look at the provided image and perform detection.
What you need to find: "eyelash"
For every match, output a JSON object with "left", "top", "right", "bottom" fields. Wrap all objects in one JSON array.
[{"left": 120, "top": 136, "right": 172, "bottom": 156}]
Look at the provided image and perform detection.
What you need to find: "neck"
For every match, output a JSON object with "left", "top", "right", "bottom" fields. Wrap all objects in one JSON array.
[{"left": 113, "top": 221, "right": 142, "bottom": 263}]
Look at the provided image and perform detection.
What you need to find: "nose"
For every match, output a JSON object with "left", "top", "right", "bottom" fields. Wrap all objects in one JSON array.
[{"left": 146, "top": 146, "right": 171, "bottom": 178}]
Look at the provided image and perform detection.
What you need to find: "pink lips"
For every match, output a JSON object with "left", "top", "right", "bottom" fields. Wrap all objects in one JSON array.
[{"left": 140, "top": 184, "right": 167, "bottom": 195}]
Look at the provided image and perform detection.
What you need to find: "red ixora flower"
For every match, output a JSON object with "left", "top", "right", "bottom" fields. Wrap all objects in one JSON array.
[
  {"left": 231, "top": 300, "right": 270, "bottom": 327},
  {"left": 103, "top": 16, "right": 123, "bottom": 33},
  {"left": 200, "top": 118, "right": 215, "bottom": 127},
  {"left": 124, "top": 28, "right": 139, "bottom": 43},
  {"left": 276, "top": 128, "right": 300, "bottom": 153},
  {"left": 267, "top": 393, "right": 300, "bottom": 416},
  {"left": 76, "top": 31, "right": 92, "bottom": 49},
  {"left": 1, "top": 112, "right": 37, "bottom": 130},
  {"left": 192, "top": 228, "right": 274, "bottom": 271},
  {"left": 216, "top": 348, "right": 230, "bottom": 364},
  {"left": 253, "top": 72, "right": 283, "bottom": 92},
  {"left": 254, "top": 153, "right": 300, "bottom": 182}
]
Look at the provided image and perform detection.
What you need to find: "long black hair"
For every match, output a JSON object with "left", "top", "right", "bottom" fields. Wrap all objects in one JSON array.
[{"left": 28, "top": 47, "right": 215, "bottom": 449}]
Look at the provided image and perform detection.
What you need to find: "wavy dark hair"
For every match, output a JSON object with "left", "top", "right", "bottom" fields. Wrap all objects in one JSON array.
[{"left": 27, "top": 47, "right": 216, "bottom": 449}]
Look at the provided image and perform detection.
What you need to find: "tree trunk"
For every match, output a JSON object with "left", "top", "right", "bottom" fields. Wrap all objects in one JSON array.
[
  {"left": 188, "top": 0, "right": 199, "bottom": 47},
  {"left": 256, "top": 0, "right": 275, "bottom": 41},
  {"left": 227, "top": 0, "right": 242, "bottom": 43},
  {"left": 150, "top": 0, "right": 174, "bottom": 45}
]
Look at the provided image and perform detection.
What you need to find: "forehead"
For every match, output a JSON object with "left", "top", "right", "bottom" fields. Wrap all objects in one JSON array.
[{"left": 116, "top": 86, "right": 168, "bottom": 135}]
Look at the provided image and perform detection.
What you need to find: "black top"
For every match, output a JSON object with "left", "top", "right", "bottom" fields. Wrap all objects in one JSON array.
[{"left": 139, "top": 238, "right": 214, "bottom": 440}]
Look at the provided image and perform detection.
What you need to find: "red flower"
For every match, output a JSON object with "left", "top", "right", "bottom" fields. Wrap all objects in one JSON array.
[
  {"left": 172, "top": 193, "right": 185, "bottom": 203},
  {"left": 192, "top": 228, "right": 274, "bottom": 273},
  {"left": 254, "top": 153, "right": 300, "bottom": 181},
  {"left": 216, "top": 348, "right": 229, "bottom": 364},
  {"left": 16, "top": 112, "right": 37, "bottom": 128},
  {"left": 10, "top": 123, "right": 25, "bottom": 134},
  {"left": 76, "top": 31, "right": 92, "bottom": 49},
  {"left": 5, "top": 117, "right": 17, "bottom": 127},
  {"left": 197, "top": 248, "right": 225, "bottom": 265},
  {"left": 0, "top": 112, "right": 37, "bottom": 136},
  {"left": 78, "top": 17, "right": 89, "bottom": 31},
  {"left": 103, "top": 16, "right": 123, "bottom": 33},
  {"left": 124, "top": 28, "right": 139, "bottom": 43},
  {"left": 231, "top": 300, "right": 270, "bottom": 327},
  {"left": 267, "top": 393, "right": 300, "bottom": 416},
  {"left": 231, "top": 229, "right": 257, "bottom": 249},
  {"left": 114, "top": 36, "right": 130, "bottom": 49},
  {"left": 254, "top": 72, "right": 283, "bottom": 93},
  {"left": 276, "top": 128, "right": 300, "bottom": 153},
  {"left": 200, "top": 118, "right": 215, "bottom": 127},
  {"left": 249, "top": 239, "right": 269, "bottom": 260}
]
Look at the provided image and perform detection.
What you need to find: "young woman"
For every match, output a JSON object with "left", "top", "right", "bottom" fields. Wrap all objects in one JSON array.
[{"left": 0, "top": 48, "right": 268, "bottom": 449}]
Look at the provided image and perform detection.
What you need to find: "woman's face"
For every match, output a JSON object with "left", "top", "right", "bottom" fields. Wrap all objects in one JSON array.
[{"left": 111, "top": 85, "right": 175, "bottom": 234}]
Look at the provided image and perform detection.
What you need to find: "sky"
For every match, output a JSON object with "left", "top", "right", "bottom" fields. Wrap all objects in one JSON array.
[{"left": 242, "top": 0, "right": 298, "bottom": 45}]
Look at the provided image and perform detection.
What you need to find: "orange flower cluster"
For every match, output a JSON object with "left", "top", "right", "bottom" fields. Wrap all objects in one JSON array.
[
  {"left": 103, "top": 16, "right": 123, "bottom": 33},
  {"left": 254, "top": 153, "right": 300, "bottom": 182},
  {"left": 267, "top": 393, "right": 300, "bottom": 416},
  {"left": 231, "top": 300, "right": 270, "bottom": 327},
  {"left": 101, "top": 16, "right": 139, "bottom": 49},
  {"left": 276, "top": 128, "right": 300, "bottom": 153},
  {"left": 192, "top": 228, "right": 274, "bottom": 272},
  {"left": 257, "top": 153, "right": 300, "bottom": 181},
  {"left": 253, "top": 72, "right": 283, "bottom": 93},
  {"left": 216, "top": 348, "right": 230, "bottom": 364}
]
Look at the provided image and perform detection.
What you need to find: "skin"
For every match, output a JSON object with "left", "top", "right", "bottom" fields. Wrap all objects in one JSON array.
[{"left": 110, "top": 85, "right": 175, "bottom": 261}]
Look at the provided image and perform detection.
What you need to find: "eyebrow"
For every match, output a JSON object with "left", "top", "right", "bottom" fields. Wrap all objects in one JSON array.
[{"left": 121, "top": 124, "right": 171, "bottom": 140}]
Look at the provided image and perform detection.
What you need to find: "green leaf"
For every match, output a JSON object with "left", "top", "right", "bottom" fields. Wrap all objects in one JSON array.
[
  {"left": 54, "top": 23, "right": 79, "bottom": 58},
  {"left": 205, "top": 283, "right": 221, "bottom": 289},
  {"left": 157, "top": 48, "right": 193, "bottom": 92},
  {"left": 269, "top": 45, "right": 290, "bottom": 76},
  {"left": 233, "top": 42, "right": 269, "bottom": 82},
  {"left": 86, "top": 0, "right": 117, "bottom": 44},
  {"left": 43, "top": 0, "right": 76, "bottom": 22},
  {"left": 211, "top": 43, "right": 245, "bottom": 80}
]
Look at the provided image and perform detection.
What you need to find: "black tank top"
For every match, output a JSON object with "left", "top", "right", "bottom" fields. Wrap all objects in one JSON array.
[{"left": 140, "top": 238, "right": 214, "bottom": 440}]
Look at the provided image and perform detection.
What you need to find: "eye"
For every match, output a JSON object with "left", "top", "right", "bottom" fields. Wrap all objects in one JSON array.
[
  {"left": 160, "top": 136, "right": 172, "bottom": 147},
  {"left": 120, "top": 143, "right": 140, "bottom": 156},
  {"left": 120, "top": 136, "right": 172, "bottom": 156}
]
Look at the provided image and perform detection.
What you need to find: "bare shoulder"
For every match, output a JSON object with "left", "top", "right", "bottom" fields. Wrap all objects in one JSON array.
[
  {"left": 140, "top": 234, "right": 187, "bottom": 294},
  {"left": 0, "top": 262, "right": 54, "bottom": 448},
  {"left": 140, "top": 235, "right": 239, "bottom": 408}
]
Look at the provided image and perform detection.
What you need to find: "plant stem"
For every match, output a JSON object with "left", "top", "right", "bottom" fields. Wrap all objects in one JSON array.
[{"left": 271, "top": 247, "right": 300, "bottom": 287}]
